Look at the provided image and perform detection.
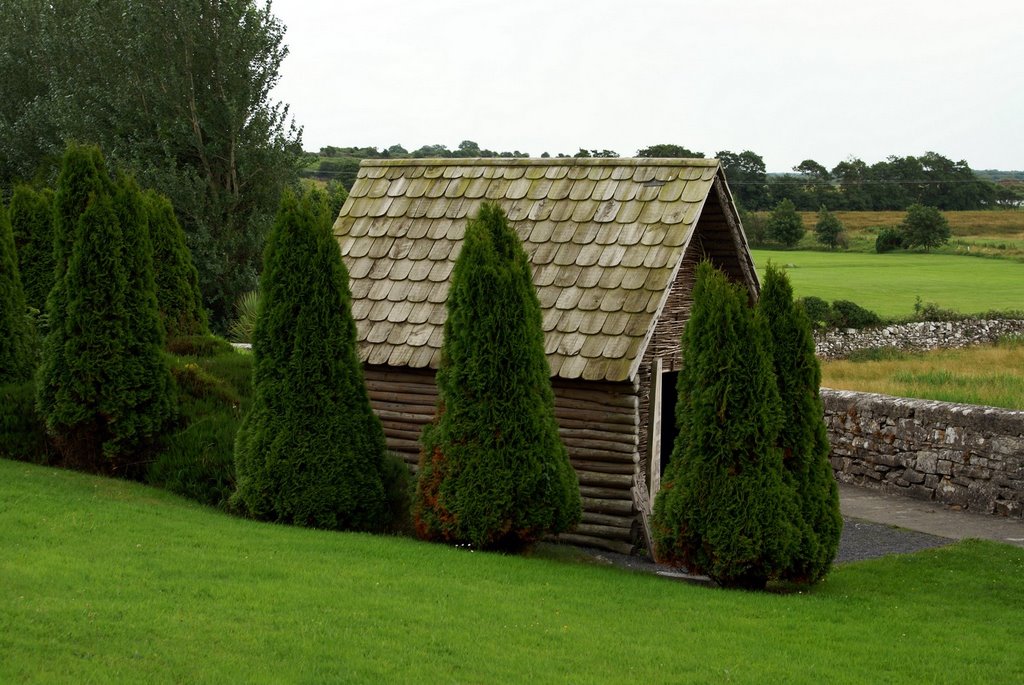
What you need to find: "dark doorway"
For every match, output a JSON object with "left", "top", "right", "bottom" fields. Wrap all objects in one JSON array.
[{"left": 659, "top": 371, "right": 679, "bottom": 477}]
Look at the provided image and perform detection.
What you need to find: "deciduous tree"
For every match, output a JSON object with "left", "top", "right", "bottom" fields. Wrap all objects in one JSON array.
[
  {"left": 0, "top": 0, "right": 304, "bottom": 329},
  {"left": 814, "top": 206, "right": 844, "bottom": 249},
  {"left": 900, "top": 204, "right": 950, "bottom": 250},
  {"left": 766, "top": 198, "right": 804, "bottom": 247}
]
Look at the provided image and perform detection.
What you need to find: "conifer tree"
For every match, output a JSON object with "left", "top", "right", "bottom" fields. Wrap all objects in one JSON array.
[
  {"left": 9, "top": 186, "right": 55, "bottom": 313},
  {"left": 232, "top": 188, "right": 389, "bottom": 530},
  {"left": 413, "top": 202, "right": 580, "bottom": 551},
  {"left": 652, "top": 262, "right": 796, "bottom": 589},
  {"left": 0, "top": 202, "right": 35, "bottom": 383},
  {"left": 757, "top": 263, "right": 842, "bottom": 584},
  {"left": 36, "top": 145, "right": 175, "bottom": 472},
  {"left": 144, "top": 190, "right": 208, "bottom": 338}
]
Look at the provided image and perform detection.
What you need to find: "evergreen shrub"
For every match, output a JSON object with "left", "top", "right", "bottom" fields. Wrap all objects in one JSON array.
[
  {"left": 147, "top": 347, "right": 250, "bottom": 508},
  {"left": 9, "top": 186, "right": 55, "bottom": 313},
  {"left": 232, "top": 188, "right": 390, "bottom": 531},
  {"left": 652, "top": 261, "right": 796, "bottom": 589},
  {"left": 0, "top": 379, "right": 54, "bottom": 463},
  {"left": 758, "top": 264, "right": 842, "bottom": 584},
  {"left": 145, "top": 190, "right": 208, "bottom": 338},
  {"left": 35, "top": 145, "right": 175, "bottom": 474},
  {"left": 413, "top": 202, "right": 580, "bottom": 551},
  {"left": 0, "top": 201, "right": 35, "bottom": 384}
]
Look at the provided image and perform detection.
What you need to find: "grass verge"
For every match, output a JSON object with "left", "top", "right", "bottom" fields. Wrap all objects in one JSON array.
[
  {"left": 2, "top": 459, "right": 1022, "bottom": 683},
  {"left": 821, "top": 337, "right": 1024, "bottom": 410}
]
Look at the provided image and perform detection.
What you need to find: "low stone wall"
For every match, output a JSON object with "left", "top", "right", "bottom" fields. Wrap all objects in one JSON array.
[
  {"left": 822, "top": 389, "right": 1024, "bottom": 518},
  {"left": 815, "top": 319, "right": 1024, "bottom": 360}
]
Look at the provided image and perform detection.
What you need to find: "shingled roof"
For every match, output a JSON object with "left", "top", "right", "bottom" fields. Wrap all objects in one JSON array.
[{"left": 333, "top": 158, "right": 753, "bottom": 383}]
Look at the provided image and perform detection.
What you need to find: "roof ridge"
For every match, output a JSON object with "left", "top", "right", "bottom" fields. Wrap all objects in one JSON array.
[{"left": 360, "top": 158, "right": 720, "bottom": 168}]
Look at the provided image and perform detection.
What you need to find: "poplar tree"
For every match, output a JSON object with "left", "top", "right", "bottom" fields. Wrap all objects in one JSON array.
[
  {"left": 145, "top": 190, "right": 208, "bottom": 338},
  {"left": 0, "top": 202, "right": 35, "bottom": 383},
  {"left": 36, "top": 145, "right": 174, "bottom": 472},
  {"left": 9, "top": 185, "right": 55, "bottom": 313},
  {"left": 652, "top": 262, "right": 796, "bottom": 589},
  {"left": 758, "top": 263, "right": 842, "bottom": 584},
  {"left": 413, "top": 202, "right": 580, "bottom": 551},
  {"left": 232, "top": 188, "right": 389, "bottom": 530}
]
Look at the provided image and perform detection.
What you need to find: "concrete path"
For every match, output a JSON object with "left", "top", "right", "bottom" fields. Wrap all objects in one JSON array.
[{"left": 839, "top": 483, "right": 1024, "bottom": 548}]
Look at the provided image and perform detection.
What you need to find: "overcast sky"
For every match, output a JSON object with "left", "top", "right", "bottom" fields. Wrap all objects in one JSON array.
[{"left": 270, "top": 0, "right": 1023, "bottom": 172}]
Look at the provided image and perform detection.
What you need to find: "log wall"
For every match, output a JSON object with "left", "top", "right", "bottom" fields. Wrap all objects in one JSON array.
[{"left": 362, "top": 364, "right": 641, "bottom": 555}]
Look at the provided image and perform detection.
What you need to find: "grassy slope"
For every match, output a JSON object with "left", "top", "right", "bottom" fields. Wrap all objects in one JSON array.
[
  {"left": 821, "top": 339, "right": 1024, "bottom": 410},
  {"left": 751, "top": 249, "right": 1024, "bottom": 318},
  {"left": 3, "top": 460, "right": 1023, "bottom": 684}
]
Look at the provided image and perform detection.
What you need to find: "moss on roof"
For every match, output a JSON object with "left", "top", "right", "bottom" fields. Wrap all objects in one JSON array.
[{"left": 334, "top": 158, "right": 729, "bottom": 382}]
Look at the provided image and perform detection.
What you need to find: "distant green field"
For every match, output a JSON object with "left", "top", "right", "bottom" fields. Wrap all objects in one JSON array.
[{"left": 751, "top": 250, "right": 1024, "bottom": 318}]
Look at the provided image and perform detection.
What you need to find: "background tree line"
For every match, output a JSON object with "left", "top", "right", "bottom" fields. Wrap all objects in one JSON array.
[{"left": 310, "top": 142, "right": 1020, "bottom": 212}]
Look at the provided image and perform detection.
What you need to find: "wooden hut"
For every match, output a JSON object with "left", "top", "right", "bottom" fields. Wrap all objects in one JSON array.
[{"left": 333, "top": 158, "right": 759, "bottom": 555}]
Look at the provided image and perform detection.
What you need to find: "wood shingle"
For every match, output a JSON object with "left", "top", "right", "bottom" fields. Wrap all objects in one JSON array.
[{"left": 333, "top": 157, "right": 755, "bottom": 384}]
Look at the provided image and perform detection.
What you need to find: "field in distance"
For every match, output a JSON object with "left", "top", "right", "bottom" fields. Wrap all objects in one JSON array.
[
  {"left": 750, "top": 249, "right": 1024, "bottom": 318},
  {"left": 757, "top": 210, "right": 1024, "bottom": 258}
]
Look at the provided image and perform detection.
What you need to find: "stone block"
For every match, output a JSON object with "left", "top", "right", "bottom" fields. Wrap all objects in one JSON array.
[
  {"left": 915, "top": 452, "right": 939, "bottom": 474},
  {"left": 903, "top": 469, "right": 926, "bottom": 485},
  {"left": 906, "top": 484, "right": 935, "bottom": 501}
]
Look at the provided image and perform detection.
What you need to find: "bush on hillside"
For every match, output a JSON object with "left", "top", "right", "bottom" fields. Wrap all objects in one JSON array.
[
  {"left": 875, "top": 227, "right": 904, "bottom": 253},
  {"left": 165, "top": 334, "right": 235, "bottom": 357},
  {"left": 146, "top": 341, "right": 251, "bottom": 508},
  {"left": 413, "top": 202, "right": 580, "bottom": 551},
  {"left": 798, "top": 296, "right": 831, "bottom": 329},
  {"left": 828, "top": 299, "right": 882, "bottom": 329},
  {"left": 652, "top": 261, "right": 796, "bottom": 589},
  {"left": 232, "top": 188, "right": 391, "bottom": 531},
  {"left": 758, "top": 264, "right": 842, "bottom": 585}
]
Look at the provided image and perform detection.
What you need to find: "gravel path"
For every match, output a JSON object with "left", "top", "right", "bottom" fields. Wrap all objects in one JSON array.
[{"left": 571, "top": 515, "right": 952, "bottom": 580}]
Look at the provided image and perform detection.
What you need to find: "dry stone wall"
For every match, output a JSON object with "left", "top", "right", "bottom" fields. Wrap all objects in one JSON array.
[
  {"left": 822, "top": 389, "right": 1024, "bottom": 518},
  {"left": 814, "top": 319, "right": 1024, "bottom": 360}
]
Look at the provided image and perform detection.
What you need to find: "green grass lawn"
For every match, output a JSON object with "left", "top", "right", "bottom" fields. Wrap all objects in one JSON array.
[
  {"left": 3, "top": 460, "right": 1023, "bottom": 683},
  {"left": 751, "top": 249, "right": 1024, "bottom": 318}
]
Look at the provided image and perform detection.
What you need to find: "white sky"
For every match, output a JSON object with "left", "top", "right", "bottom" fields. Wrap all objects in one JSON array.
[{"left": 270, "top": 0, "right": 1023, "bottom": 172}]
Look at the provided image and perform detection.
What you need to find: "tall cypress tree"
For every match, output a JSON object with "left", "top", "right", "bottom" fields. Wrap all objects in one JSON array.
[
  {"left": 413, "top": 202, "right": 580, "bottom": 551},
  {"left": 0, "top": 202, "right": 35, "bottom": 384},
  {"left": 144, "top": 190, "right": 208, "bottom": 338},
  {"left": 9, "top": 185, "right": 55, "bottom": 313},
  {"left": 758, "top": 263, "right": 842, "bottom": 584},
  {"left": 36, "top": 145, "right": 112, "bottom": 441},
  {"left": 652, "top": 261, "right": 796, "bottom": 589},
  {"left": 36, "top": 145, "right": 174, "bottom": 472},
  {"left": 232, "top": 188, "right": 389, "bottom": 530}
]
